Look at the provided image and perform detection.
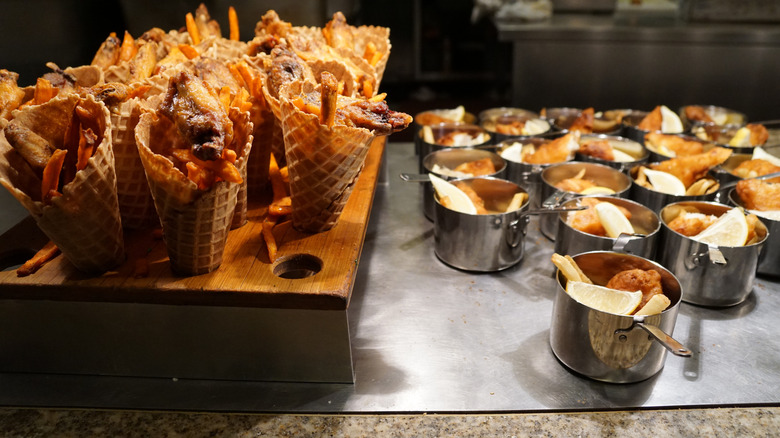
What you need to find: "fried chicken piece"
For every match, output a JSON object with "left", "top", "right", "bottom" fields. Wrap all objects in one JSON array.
[
  {"left": 606, "top": 268, "right": 664, "bottom": 309},
  {"left": 578, "top": 140, "right": 614, "bottom": 161},
  {"left": 566, "top": 198, "right": 632, "bottom": 237},
  {"left": 160, "top": 71, "right": 233, "bottom": 161},
  {"left": 128, "top": 42, "right": 158, "bottom": 82},
  {"left": 194, "top": 3, "right": 221, "bottom": 39},
  {"left": 91, "top": 33, "right": 122, "bottom": 69},
  {"left": 41, "top": 64, "right": 78, "bottom": 94},
  {"left": 637, "top": 106, "right": 662, "bottom": 132},
  {"left": 3, "top": 121, "right": 54, "bottom": 176},
  {"left": 567, "top": 107, "right": 594, "bottom": 133},
  {"left": 645, "top": 132, "right": 704, "bottom": 157},
  {"left": 0, "top": 69, "right": 26, "bottom": 119},
  {"left": 685, "top": 106, "right": 713, "bottom": 124},
  {"left": 267, "top": 45, "right": 315, "bottom": 99},
  {"left": 453, "top": 158, "right": 496, "bottom": 176},
  {"left": 323, "top": 12, "right": 354, "bottom": 50},
  {"left": 732, "top": 159, "right": 780, "bottom": 179},
  {"left": 523, "top": 132, "right": 578, "bottom": 164},
  {"left": 736, "top": 179, "right": 780, "bottom": 211},
  {"left": 254, "top": 10, "right": 292, "bottom": 38},
  {"left": 667, "top": 211, "right": 717, "bottom": 237},
  {"left": 453, "top": 181, "right": 488, "bottom": 214},
  {"left": 193, "top": 57, "right": 242, "bottom": 94},
  {"left": 651, "top": 147, "right": 732, "bottom": 188},
  {"left": 336, "top": 99, "right": 412, "bottom": 135}
]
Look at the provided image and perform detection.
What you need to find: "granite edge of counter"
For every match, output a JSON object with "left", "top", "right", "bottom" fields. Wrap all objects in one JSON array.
[{"left": 0, "top": 406, "right": 777, "bottom": 436}]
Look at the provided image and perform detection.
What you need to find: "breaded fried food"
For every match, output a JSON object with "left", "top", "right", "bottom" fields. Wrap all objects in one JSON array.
[
  {"left": 737, "top": 179, "right": 780, "bottom": 211},
  {"left": 578, "top": 139, "right": 614, "bottom": 161},
  {"left": 684, "top": 106, "right": 713, "bottom": 124},
  {"left": 645, "top": 132, "right": 704, "bottom": 157},
  {"left": 555, "top": 174, "right": 596, "bottom": 193},
  {"left": 637, "top": 106, "right": 662, "bottom": 131},
  {"left": 606, "top": 268, "right": 664, "bottom": 308},
  {"left": 651, "top": 146, "right": 732, "bottom": 187},
  {"left": 567, "top": 107, "right": 594, "bottom": 133},
  {"left": 566, "top": 197, "right": 632, "bottom": 237},
  {"left": 3, "top": 122, "right": 55, "bottom": 177},
  {"left": 667, "top": 211, "right": 717, "bottom": 236},
  {"left": 453, "top": 158, "right": 495, "bottom": 176},
  {"left": 732, "top": 159, "right": 780, "bottom": 179},
  {"left": 746, "top": 123, "right": 770, "bottom": 146},
  {"left": 523, "top": 132, "right": 579, "bottom": 164},
  {"left": 0, "top": 69, "right": 26, "bottom": 119},
  {"left": 453, "top": 181, "right": 488, "bottom": 214},
  {"left": 160, "top": 70, "right": 233, "bottom": 161}
]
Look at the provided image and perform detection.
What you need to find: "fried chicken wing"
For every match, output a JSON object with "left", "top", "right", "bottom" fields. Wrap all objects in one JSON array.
[
  {"left": 160, "top": 71, "right": 233, "bottom": 161},
  {"left": 3, "top": 121, "right": 55, "bottom": 176},
  {"left": 737, "top": 179, "right": 780, "bottom": 211},
  {"left": 0, "top": 69, "right": 26, "bottom": 119},
  {"left": 606, "top": 268, "right": 664, "bottom": 308},
  {"left": 336, "top": 99, "right": 412, "bottom": 135},
  {"left": 323, "top": 12, "right": 354, "bottom": 50},
  {"left": 128, "top": 41, "right": 158, "bottom": 82},
  {"left": 91, "top": 33, "right": 122, "bottom": 69},
  {"left": 645, "top": 132, "right": 704, "bottom": 157},
  {"left": 732, "top": 159, "right": 780, "bottom": 179},
  {"left": 267, "top": 45, "right": 315, "bottom": 99},
  {"left": 578, "top": 139, "right": 614, "bottom": 161},
  {"left": 651, "top": 146, "right": 732, "bottom": 187}
]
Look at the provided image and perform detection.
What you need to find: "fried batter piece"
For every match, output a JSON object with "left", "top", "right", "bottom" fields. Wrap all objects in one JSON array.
[
  {"left": 0, "top": 69, "right": 26, "bottom": 119},
  {"left": 684, "top": 106, "right": 713, "bottom": 124},
  {"left": 637, "top": 106, "right": 662, "bottom": 131},
  {"left": 578, "top": 140, "right": 614, "bottom": 161},
  {"left": 523, "top": 132, "right": 578, "bottom": 164},
  {"left": 651, "top": 147, "right": 732, "bottom": 188},
  {"left": 567, "top": 107, "right": 594, "bottom": 133},
  {"left": 736, "top": 179, "right": 780, "bottom": 211},
  {"left": 566, "top": 197, "right": 631, "bottom": 237},
  {"left": 160, "top": 71, "right": 233, "bottom": 161},
  {"left": 606, "top": 268, "right": 664, "bottom": 308},
  {"left": 667, "top": 211, "right": 717, "bottom": 236},
  {"left": 453, "top": 158, "right": 495, "bottom": 176},
  {"left": 645, "top": 132, "right": 704, "bottom": 157},
  {"left": 732, "top": 159, "right": 780, "bottom": 179},
  {"left": 745, "top": 123, "right": 770, "bottom": 146},
  {"left": 453, "top": 181, "right": 488, "bottom": 214}
]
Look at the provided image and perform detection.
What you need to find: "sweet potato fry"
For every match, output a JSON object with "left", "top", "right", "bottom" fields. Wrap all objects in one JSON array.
[
  {"left": 218, "top": 86, "right": 232, "bottom": 112},
  {"left": 186, "top": 12, "right": 201, "bottom": 45},
  {"left": 361, "top": 78, "right": 373, "bottom": 99},
  {"left": 32, "top": 78, "right": 57, "bottom": 105},
  {"left": 269, "top": 196, "right": 292, "bottom": 216},
  {"left": 41, "top": 148, "right": 67, "bottom": 203},
  {"left": 222, "top": 148, "right": 237, "bottom": 163},
  {"left": 119, "top": 31, "right": 138, "bottom": 62},
  {"left": 268, "top": 152, "right": 288, "bottom": 202},
  {"left": 17, "top": 240, "right": 60, "bottom": 277},
  {"left": 186, "top": 161, "right": 214, "bottom": 190},
  {"left": 173, "top": 149, "right": 242, "bottom": 184},
  {"left": 229, "top": 6, "right": 240, "bottom": 41},
  {"left": 363, "top": 42, "right": 377, "bottom": 65},
  {"left": 320, "top": 71, "right": 339, "bottom": 128},
  {"left": 178, "top": 44, "right": 200, "bottom": 60},
  {"left": 76, "top": 127, "right": 97, "bottom": 171},
  {"left": 262, "top": 216, "right": 278, "bottom": 262}
]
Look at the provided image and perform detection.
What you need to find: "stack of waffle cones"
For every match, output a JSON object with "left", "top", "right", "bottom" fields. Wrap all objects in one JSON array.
[
  {"left": 279, "top": 81, "right": 375, "bottom": 233},
  {"left": 0, "top": 94, "right": 125, "bottom": 273},
  {"left": 134, "top": 106, "right": 253, "bottom": 276}
]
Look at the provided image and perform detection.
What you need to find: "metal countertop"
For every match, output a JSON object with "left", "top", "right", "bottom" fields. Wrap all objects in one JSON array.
[{"left": 0, "top": 142, "right": 778, "bottom": 413}]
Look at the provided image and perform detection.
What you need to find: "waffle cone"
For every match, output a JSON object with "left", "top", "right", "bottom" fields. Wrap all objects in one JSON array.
[
  {"left": 279, "top": 81, "right": 375, "bottom": 233},
  {"left": 246, "top": 103, "right": 274, "bottom": 198},
  {"left": 134, "top": 106, "right": 252, "bottom": 275},
  {"left": 352, "top": 26, "right": 391, "bottom": 87},
  {"left": 260, "top": 83, "right": 287, "bottom": 167},
  {"left": 0, "top": 94, "right": 125, "bottom": 273}
]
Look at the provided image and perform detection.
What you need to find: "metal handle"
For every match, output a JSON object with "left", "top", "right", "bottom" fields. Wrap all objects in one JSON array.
[
  {"left": 612, "top": 232, "right": 647, "bottom": 254},
  {"left": 542, "top": 189, "right": 572, "bottom": 208},
  {"left": 522, "top": 205, "right": 587, "bottom": 216},
  {"left": 614, "top": 321, "right": 692, "bottom": 357},
  {"left": 399, "top": 173, "right": 431, "bottom": 183}
]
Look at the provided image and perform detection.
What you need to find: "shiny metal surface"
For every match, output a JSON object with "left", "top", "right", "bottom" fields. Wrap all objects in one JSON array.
[
  {"left": 730, "top": 190, "right": 780, "bottom": 278},
  {"left": 0, "top": 142, "right": 779, "bottom": 412}
]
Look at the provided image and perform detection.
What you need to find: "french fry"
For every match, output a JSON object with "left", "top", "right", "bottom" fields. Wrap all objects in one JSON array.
[
  {"left": 362, "top": 79, "right": 373, "bottom": 99},
  {"left": 320, "top": 72, "right": 339, "bottom": 128},
  {"left": 173, "top": 149, "right": 242, "bottom": 185},
  {"left": 186, "top": 12, "right": 201, "bottom": 45},
  {"left": 41, "top": 148, "right": 67, "bottom": 203},
  {"left": 185, "top": 161, "right": 214, "bottom": 190},
  {"left": 76, "top": 127, "right": 97, "bottom": 171},
  {"left": 269, "top": 196, "right": 292, "bottom": 216},
  {"left": 262, "top": 216, "right": 279, "bottom": 262},
  {"left": 119, "top": 30, "right": 137, "bottom": 62},
  {"left": 218, "top": 86, "right": 232, "bottom": 113},
  {"left": 33, "top": 78, "right": 57, "bottom": 105},
  {"left": 369, "top": 92, "right": 387, "bottom": 103},
  {"left": 222, "top": 148, "right": 237, "bottom": 164},
  {"left": 229, "top": 6, "right": 240, "bottom": 41},
  {"left": 363, "top": 42, "right": 377, "bottom": 65},
  {"left": 279, "top": 166, "right": 289, "bottom": 184},
  {"left": 178, "top": 44, "right": 199, "bottom": 60},
  {"left": 685, "top": 178, "right": 717, "bottom": 196},
  {"left": 268, "top": 152, "right": 288, "bottom": 201},
  {"left": 16, "top": 240, "right": 60, "bottom": 277},
  {"left": 551, "top": 253, "right": 593, "bottom": 284}
]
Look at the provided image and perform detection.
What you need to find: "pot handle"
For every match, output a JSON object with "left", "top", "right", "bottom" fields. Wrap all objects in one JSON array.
[
  {"left": 542, "top": 189, "right": 575, "bottom": 208},
  {"left": 616, "top": 321, "right": 692, "bottom": 357},
  {"left": 399, "top": 173, "right": 431, "bottom": 183},
  {"left": 612, "top": 232, "right": 647, "bottom": 254}
]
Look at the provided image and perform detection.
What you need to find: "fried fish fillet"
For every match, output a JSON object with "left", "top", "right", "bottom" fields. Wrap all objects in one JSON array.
[{"left": 651, "top": 147, "right": 732, "bottom": 187}]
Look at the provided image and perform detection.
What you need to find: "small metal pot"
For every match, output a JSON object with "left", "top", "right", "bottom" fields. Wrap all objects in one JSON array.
[
  {"left": 539, "top": 162, "right": 632, "bottom": 240},
  {"left": 554, "top": 196, "right": 660, "bottom": 259},
  {"left": 433, "top": 177, "right": 531, "bottom": 272},
  {"left": 413, "top": 109, "right": 476, "bottom": 155},
  {"left": 688, "top": 120, "right": 780, "bottom": 155},
  {"left": 495, "top": 135, "right": 569, "bottom": 209},
  {"left": 400, "top": 148, "right": 506, "bottom": 221},
  {"left": 658, "top": 201, "right": 769, "bottom": 306},
  {"left": 546, "top": 108, "right": 622, "bottom": 136},
  {"left": 710, "top": 153, "right": 752, "bottom": 203},
  {"left": 479, "top": 107, "right": 550, "bottom": 143},
  {"left": 729, "top": 190, "right": 779, "bottom": 278},
  {"left": 417, "top": 122, "right": 492, "bottom": 172},
  {"left": 628, "top": 164, "right": 719, "bottom": 213},
  {"left": 643, "top": 133, "right": 716, "bottom": 163},
  {"left": 575, "top": 134, "right": 648, "bottom": 173},
  {"left": 550, "top": 251, "right": 691, "bottom": 383},
  {"left": 622, "top": 111, "right": 685, "bottom": 146}
]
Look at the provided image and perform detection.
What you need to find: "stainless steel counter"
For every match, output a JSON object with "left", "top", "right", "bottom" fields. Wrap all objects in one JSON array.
[{"left": 0, "top": 142, "right": 778, "bottom": 413}]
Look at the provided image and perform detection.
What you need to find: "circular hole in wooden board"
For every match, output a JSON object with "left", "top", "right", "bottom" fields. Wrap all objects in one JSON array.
[{"left": 273, "top": 253, "right": 323, "bottom": 279}]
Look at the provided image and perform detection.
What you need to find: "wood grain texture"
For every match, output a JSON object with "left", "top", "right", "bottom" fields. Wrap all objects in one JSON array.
[{"left": 0, "top": 137, "right": 386, "bottom": 311}]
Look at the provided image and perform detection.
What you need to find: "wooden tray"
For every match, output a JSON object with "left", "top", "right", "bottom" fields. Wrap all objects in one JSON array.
[{"left": 0, "top": 137, "right": 386, "bottom": 311}]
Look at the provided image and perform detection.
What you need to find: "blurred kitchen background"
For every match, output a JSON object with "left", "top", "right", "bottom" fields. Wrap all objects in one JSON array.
[{"left": 1, "top": 0, "right": 779, "bottom": 141}]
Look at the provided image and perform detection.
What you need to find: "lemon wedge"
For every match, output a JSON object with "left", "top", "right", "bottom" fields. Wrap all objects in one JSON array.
[
  {"left": 566, "top": 281, "right": 643, "bottom": 315},
  {"left": 660, "top": 105, "right": 684, "bottom": 134},
  {"left": 691, "top": 207, "right": 748, "bottom": 247},
  {"left": 642, "top": 168, "right": 686, "bottom": 195},
  {"left": 753, "top": 147, "right": 780, "bottom": 167},
  {"left": 436, "top": 105, "right": 466, "bottom": 123},
  {"left": 594, "top": 201, "right": 635, "bottom": 238},
  {"left": 612, "top": 149, "right": 636, "bottom": 162},
  {"left": 500, "top": 142, "right": 525, "bottom": 163},
  {"left": 580, "top": 186, "right": 616, "bottom": 195},
  {"left": 728, "top": 126, "right": 751, "bottom": 147},
  {"left": 635, "top": 293, "right": 671, "bottom": 316},
  {"left": 429, "top": 174, "right": 477, "bottom": 215},
  {"left": 751, "top": 210, "right": 780, "bottom": 221},
  {"left": 524, "top": 118, "right": 550, "bottom": 135}
]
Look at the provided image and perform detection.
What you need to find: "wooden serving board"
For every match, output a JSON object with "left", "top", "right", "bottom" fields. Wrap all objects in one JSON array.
[{"left": 0, "top": 137, "right": 386, "bottom": 311}]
